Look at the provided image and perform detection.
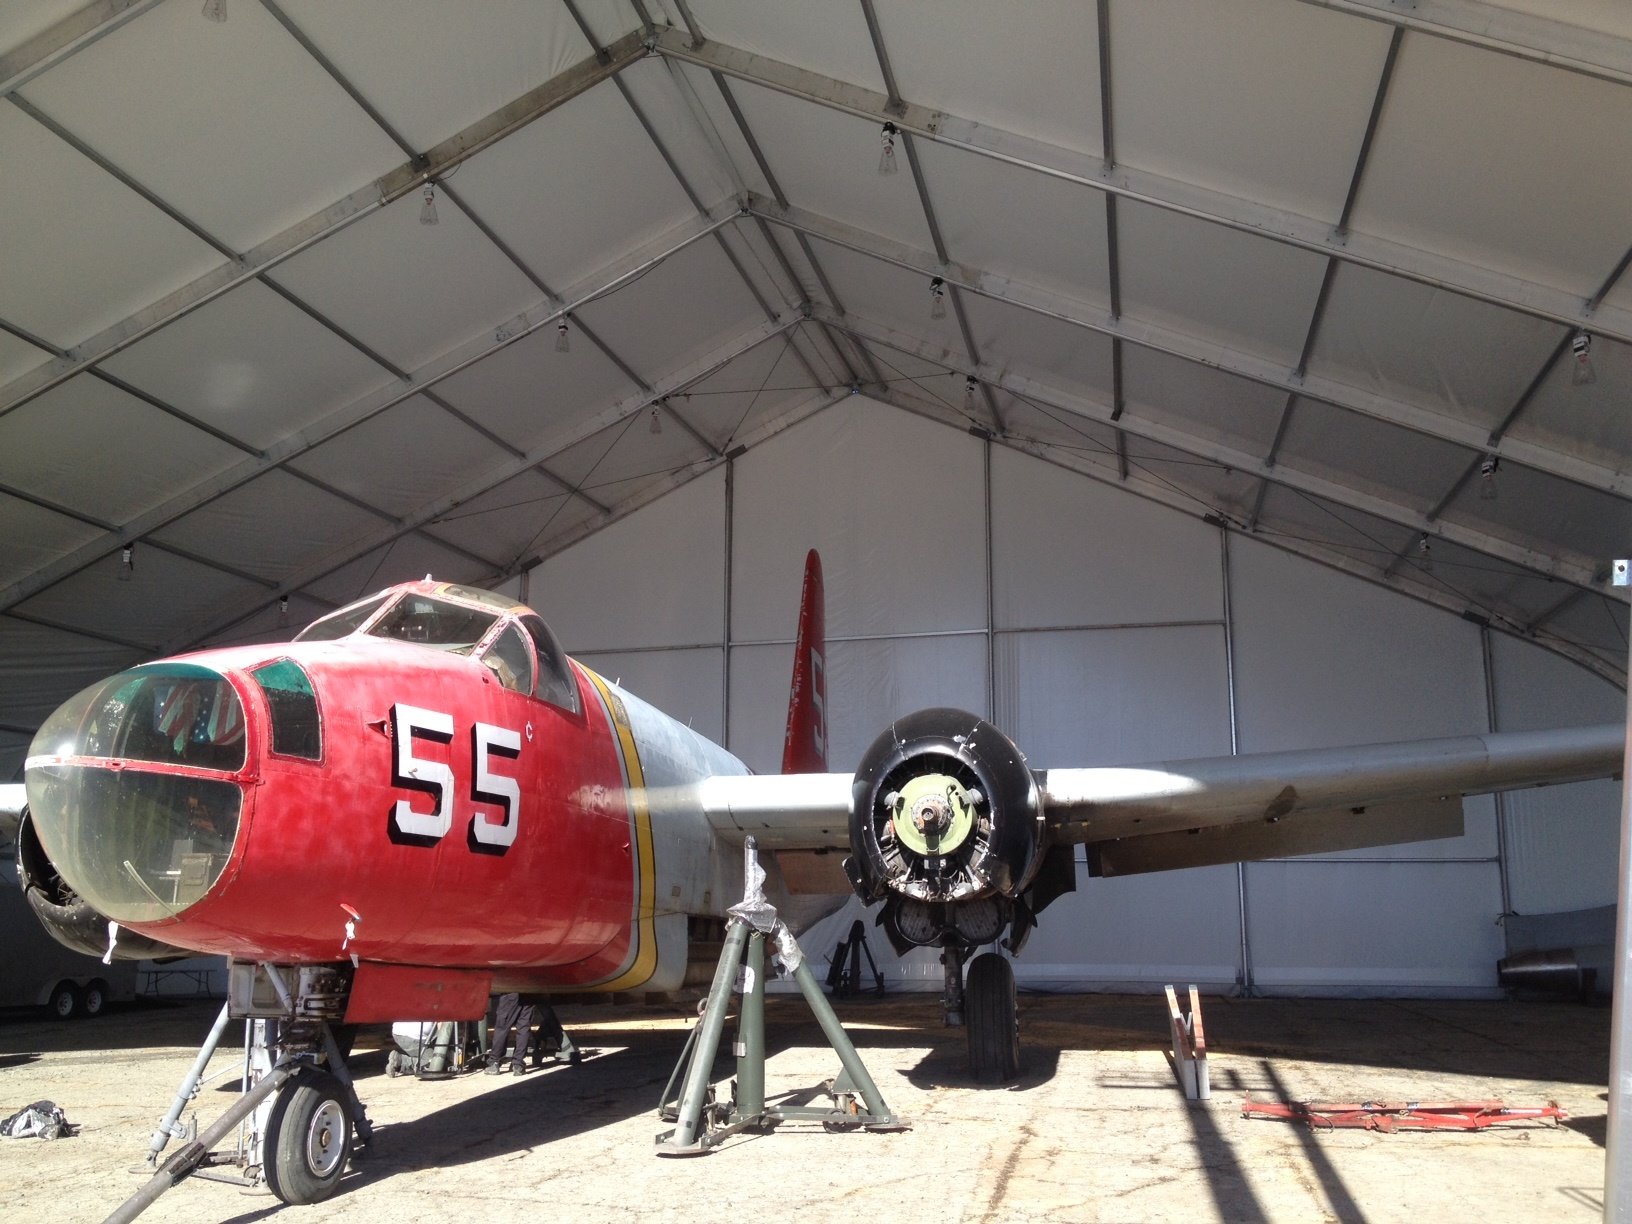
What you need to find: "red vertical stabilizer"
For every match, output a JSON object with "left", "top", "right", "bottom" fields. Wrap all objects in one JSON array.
[{"left": 781, "top": 549, "right": 828, "bottom": 774}]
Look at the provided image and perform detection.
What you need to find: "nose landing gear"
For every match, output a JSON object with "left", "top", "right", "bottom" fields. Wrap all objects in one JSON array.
[{"left": 105, "top": 963, "right": 371, "bottom": 1222}]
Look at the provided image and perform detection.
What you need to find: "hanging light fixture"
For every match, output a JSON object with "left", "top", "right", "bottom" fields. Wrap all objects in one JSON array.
[
  {"left": 878, "top": 122, "right": 899, "bottom": 176},
  {"left": 201, "top": 0, "right": 226, "bottom": 21},
  {"left": 118, "top": 544, "right": 134, "bottom": 582},
  {"left": 1571, "top": 330, "right": 1598, "bottom": 387},
  {"left": 963, "top": 375, "right": 977, "bottom": 413},
  {"left": 555, "top": 319, "right": 571, "bottom": 353},
  {"left": 649, "top": 407, "right": 663, "bottom": 435},
  {"left": 419, "top": 183, "right": 439, "bottom": 226},
  {"left": 929, "top": 276, "right": 947, "bottom": 321},
  {"left": 1479, "top": 454, "right": 1500, "bottom": 501},
  {"left": 278, "top": 596, "right": 290, "bottom": 628},
  {"left": 1417, "top": 533, "right": 1433, "bottom": 574}
]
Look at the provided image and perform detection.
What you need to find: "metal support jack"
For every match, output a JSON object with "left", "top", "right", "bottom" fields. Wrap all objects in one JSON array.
[
  {"left": 656, "top": 838, "right": 909, "bottom": 1155},
  {"left": 825, "top": 918, "right": 885, "bottom": 998}
]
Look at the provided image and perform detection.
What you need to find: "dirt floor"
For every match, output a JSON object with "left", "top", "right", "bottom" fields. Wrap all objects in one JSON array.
[{"left": 0, "top": 990, "right": 1610, "bottom": 1223}]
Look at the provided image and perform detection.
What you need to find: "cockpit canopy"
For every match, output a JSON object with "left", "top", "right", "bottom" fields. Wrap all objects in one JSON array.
[{"left": 296, "top": 581, "right": 579, "bottom": 712}]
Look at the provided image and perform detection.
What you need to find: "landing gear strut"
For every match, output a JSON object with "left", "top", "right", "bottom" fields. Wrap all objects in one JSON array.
[{"left": 105, "top": 964, "right": 371, "bottom": 1222}]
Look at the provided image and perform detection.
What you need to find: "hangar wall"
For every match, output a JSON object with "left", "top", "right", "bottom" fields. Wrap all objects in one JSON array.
[{"left": 526, "top": 396, "right": 1624, "bottom": 997}]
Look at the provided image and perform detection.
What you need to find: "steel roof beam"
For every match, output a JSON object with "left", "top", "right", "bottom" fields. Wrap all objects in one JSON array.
[
  {"left": 756, "top": 195, "right": 1632, "bottom": 503},
  {"left": 0, "top": 0, "right": 163, "bottom": 96},
  {"left": 502, "top": 386, "right": 843, "bottom": 577},
  {"left": 0, "top": 205, "right": 737, "bottom": 616},
  {"left": 814, "top": 305, "right": 1612, "bottom": 597},
  {"left": 654, "top": 29, "right": 1632, "bottom": 346},
  {"left": 0, "top": 28, "right": 647, "bottom": 420},
  {"left": 1253, "top": 27, "right": 1400, "bottom": 523},
  {"left": 164, "top": 315, "right": 801, "bottom": 652},
  {"left": 672, "top": 19, "right": 885, "bottom": 394},
  {"left": 261, "top": 2, "right": 614, "bottom": 516},
  {"left": 870, "top": 381, "right": 1622, "bottom": 687},
  {"left": 1293, "top": 0, "right": 1632, "bottom": 90}
]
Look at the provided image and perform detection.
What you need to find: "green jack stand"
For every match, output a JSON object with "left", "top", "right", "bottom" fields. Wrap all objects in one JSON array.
[{"left": 656, "top": 840, "right": 909, "bottom": 1155}]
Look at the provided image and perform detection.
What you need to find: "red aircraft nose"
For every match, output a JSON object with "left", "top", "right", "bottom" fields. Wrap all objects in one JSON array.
[{"left": 24, "top": 662, "right": 253, "bottom": 927}]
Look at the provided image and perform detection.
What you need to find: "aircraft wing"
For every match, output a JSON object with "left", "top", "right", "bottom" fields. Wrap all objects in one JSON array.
[
  {"left": 692, "top": 723, "right": 1624, "bottom": 878},
  {"left": 1041, "top": 723, "right": 1625, "bottom": 876}
]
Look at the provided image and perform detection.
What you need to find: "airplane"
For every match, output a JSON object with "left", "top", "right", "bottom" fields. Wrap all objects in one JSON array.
[{"left": 6, "top": 549, "right": 1624, "bottom": 1206}]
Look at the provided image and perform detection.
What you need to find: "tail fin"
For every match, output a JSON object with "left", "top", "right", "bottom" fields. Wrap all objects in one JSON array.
[{"left": 781, "top": 549, "right": 828, "bottom": 773}]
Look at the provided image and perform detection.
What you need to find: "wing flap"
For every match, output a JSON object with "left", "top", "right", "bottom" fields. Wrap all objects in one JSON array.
[{"left": 1086, "top": 795, "right": 1465, "bottom": 877}]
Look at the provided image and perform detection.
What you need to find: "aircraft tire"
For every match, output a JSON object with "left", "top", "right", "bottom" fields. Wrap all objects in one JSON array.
[
  {"left": 965, "top": 953, "right": 1019, "bottom": 1084},
  {"left": 48, "top": 981, "right": 80, "bottom": 1021},
  {"left": 263, "top": 1068, "right": 352, "bottom": 1206},
  {"left": 81, "top": 980, "right": 108, "bottom": 1018}
]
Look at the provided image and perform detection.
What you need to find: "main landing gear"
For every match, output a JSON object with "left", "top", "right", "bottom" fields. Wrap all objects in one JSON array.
[
  {"left": 940, "top": 942, "right": 1020, "bottom": 1083},
  {"left": 105, "top": 965, "right": 371, "bottom": 1223}
]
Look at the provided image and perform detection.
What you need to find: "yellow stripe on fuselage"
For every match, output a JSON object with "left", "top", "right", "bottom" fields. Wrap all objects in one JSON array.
[{"left": 582, "top": 668, "right": 657, "bottom": 991}]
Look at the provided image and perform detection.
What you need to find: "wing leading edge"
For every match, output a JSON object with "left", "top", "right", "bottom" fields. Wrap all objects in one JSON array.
[
  {"left": 1042, "top": 723, "right": 1625, "bottom": 877},
  {"left": 691, "top": 723, "right": 1624, "bottom": 879}
]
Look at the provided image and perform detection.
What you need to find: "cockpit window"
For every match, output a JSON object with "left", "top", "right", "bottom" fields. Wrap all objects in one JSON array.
[
  {"left": 294, "top": 592, "right": 391, "bottom": 642},
  {"left": 34, "top": 664, "right": 248, "bottom": 773},
  {"left": 250, "top": 660, "right": 322, "bottom": 760},
  {"left": 520, "top": 615, "right": 580, "bottom": 714},
  {"left": 26, "top": 664, "right": 246, "bottom": 922},
  {"left": 367, "top": 596, "right": 499, "bottom": 654},
  {"left": 442, "top": 584, "right": 524, "bottom": 613},
  {"left": 479, "top": 624, "right": 535, "bottom": 695}
]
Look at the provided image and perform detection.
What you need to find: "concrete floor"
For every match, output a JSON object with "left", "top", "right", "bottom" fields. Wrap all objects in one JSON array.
[{"left": 0, "top": 990, "right": 1610, "bottom": 1223}]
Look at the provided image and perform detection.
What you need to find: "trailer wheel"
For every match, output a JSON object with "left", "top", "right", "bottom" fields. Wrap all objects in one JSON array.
[
  {"left": 263, "top": 1069, "right": 352, "bottom": 1205},
  {"left": 48, "top": 981, "right": 80, "bottom": 1020},
  {"left": 965, "top": 953, "right": 1019, "bottom": 1083},
  {"left": 82, "top": 980, "right": 108, "bottom": 1018}
]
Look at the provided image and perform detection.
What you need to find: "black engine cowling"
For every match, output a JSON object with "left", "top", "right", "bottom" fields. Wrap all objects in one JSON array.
[
  {"left": 16, "top": 808, "right": 185, "bottom": 961},
  {"left": 846, "top": 709, "right": 1048, "bottom": 953}
]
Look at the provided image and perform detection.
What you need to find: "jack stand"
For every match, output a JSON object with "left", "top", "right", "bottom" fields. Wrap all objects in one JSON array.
[
  {"left": 826, "top": 919, "right": 885, "bottom": 998},
  {"left": 656, "top": 838, "right": 909, "bottom": 1155}
]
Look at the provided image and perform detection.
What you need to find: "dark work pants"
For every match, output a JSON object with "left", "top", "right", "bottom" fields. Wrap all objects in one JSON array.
[{"left": 489, "top": 993, "right": 537, "bottom": 1068}]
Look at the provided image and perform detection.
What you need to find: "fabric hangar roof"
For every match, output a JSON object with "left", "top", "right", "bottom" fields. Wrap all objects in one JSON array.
[{"left": 2, "top": 0, "right": 1630, "bottom": 777}]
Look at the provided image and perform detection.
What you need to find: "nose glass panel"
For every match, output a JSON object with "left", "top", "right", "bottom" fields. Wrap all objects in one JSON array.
[{"left": 26, "top": 664, "right": 247, "bottom": 923}]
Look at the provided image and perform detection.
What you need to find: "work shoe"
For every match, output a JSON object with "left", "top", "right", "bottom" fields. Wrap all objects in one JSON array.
[
  {"left": 511, "top": 1061, "right": 525, "bottom": 1076},
  {"left": 484, "top": 1061, "right": 502, "bottom": 1076},
  {"left": 554, "top": 1042, "right": 581, "bottom": 1065}
]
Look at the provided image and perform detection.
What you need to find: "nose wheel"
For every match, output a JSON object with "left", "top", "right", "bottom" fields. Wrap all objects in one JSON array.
[{"left": 262, "top": 1068, "right": 352, "bottom": 1205}]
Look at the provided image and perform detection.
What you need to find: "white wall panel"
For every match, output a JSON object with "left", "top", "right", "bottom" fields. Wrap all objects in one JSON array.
[
  {"left": 996, "top": 625, "right": 1232, "bottom": 767},
  {"left": 1229, "top": 535, "right": 1488, "bottom": 750},
  {"left": 574, "top": 647, "right": 725, "bottom": 746},
  {"left": 1247, "top": 861, "right": 1505, "bottom": 996},
  {"left": 1019, "top": 865, "right": 1241, "bottom": 992},
  {"left": 732, "top": 399, "right": 987, "bottom": 640},
  {"left": 729, "top": 633, "right": 988, "bottom": 776},
  {"left": 1491, "top": 633, "right": 1626, "bottom": 916},
  {"left": 511, "top": 401, "right": 1618, "bottom": 999},
  {"left": 992, "top": 445, "right": 1223, "bottom": 630},
  {"left": 529, "top": 469, "right": 725, "bottom": 652}
]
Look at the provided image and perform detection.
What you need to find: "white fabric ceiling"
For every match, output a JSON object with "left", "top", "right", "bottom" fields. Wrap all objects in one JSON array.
[{"left": 3, "top": 0, "right": 1631, "bottom": 777}]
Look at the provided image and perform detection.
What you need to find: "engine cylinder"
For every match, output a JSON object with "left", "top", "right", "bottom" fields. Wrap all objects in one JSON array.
[{"left": 848, "top": 708, "right": 1043, "bottom": 905}]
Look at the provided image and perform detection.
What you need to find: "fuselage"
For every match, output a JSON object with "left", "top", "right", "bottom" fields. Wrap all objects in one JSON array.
[{"left": 22, "top": 582, "right": 774, "bottom": 1010}]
